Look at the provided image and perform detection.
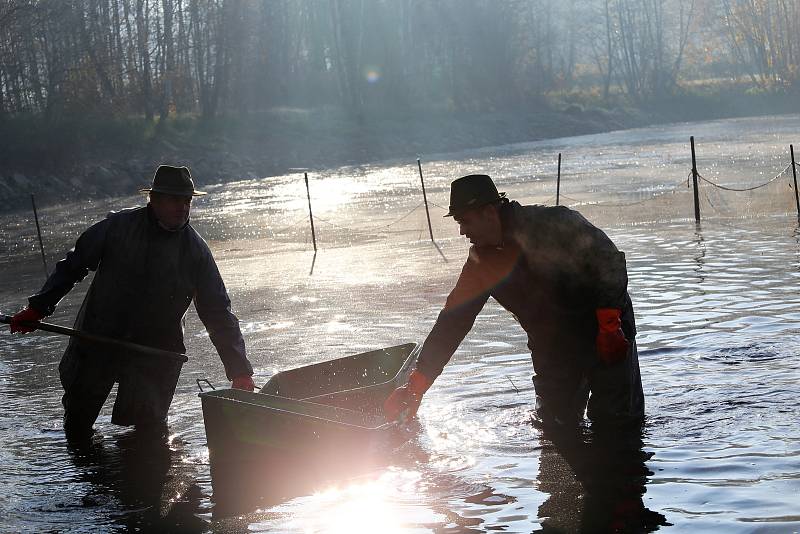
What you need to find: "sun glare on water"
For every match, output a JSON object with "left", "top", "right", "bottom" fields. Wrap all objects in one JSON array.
[
  {"left": 267, "top": 173, "right": 374, "bottom": 216},
  {"left": 287, "top": 474, "right": 418, "bottom": 534}
]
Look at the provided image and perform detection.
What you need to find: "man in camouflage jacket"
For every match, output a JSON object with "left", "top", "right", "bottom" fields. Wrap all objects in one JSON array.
[{"left": 385, "top": 174, "right": 644, "bottom": 427}]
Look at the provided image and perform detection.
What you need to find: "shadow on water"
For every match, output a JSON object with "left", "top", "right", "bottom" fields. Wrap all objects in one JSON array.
[
  {"left": 536, "top": 422, "right": 670, "bottom": 533},
  {"left": 432, "top": 240, "right": 449, "bottom": 263},
  {"left": 67, "top": 428, "right": 207, "bottom": 532},
  {"left": 309, "top": 251, "right": 318, "bottom": 276}
]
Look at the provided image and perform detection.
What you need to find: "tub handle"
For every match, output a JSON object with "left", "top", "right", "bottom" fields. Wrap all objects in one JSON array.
[{"left": 196, "top": 378, "right": 216, "bottom": 392}]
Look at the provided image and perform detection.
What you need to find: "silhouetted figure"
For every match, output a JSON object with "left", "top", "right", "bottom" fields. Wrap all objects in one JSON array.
[
  {"left": 386, "top": 174, "right": 644, "bottom": 429},
  {"left": 9, "top": 165, "right": 255, "bottom": 441}
]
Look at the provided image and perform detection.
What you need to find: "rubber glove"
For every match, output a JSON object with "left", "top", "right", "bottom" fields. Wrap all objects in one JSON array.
[
  {"left": 596, "top": 308, "right": 629, "bottom": 365},
  {"left": 232, "top": 375, "right": 256, "bottom": 392},
  {"left": 383, "top": 369, "right": 433, "bottom": 421},
  {"left": 10, "top": 307, "right": 45, "bottom": 334}
]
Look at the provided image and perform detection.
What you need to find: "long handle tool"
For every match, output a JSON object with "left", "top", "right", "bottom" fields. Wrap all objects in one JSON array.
[{"left": 0, "top": 314, "right": 188, "bottom": 363}]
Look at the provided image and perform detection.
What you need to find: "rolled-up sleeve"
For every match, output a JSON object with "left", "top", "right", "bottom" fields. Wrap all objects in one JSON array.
[{"left": 194, "top": 252, "right": 253, "bottom": 380}]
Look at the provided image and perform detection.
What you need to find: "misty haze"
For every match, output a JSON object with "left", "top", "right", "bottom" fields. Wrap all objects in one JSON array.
[{"left": 1, "top": 1, "right": 799, "bottom": 533}]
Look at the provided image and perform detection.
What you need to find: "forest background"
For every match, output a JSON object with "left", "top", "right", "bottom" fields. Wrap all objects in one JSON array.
[{"left": 0, "top": 0, "right": 798, "bottom": 202}]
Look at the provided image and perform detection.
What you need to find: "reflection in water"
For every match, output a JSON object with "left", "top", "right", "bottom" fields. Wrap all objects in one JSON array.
[
  {"left": 431, "top": 240, "right": 449, "bottom": 263},
  {"left": 537, "top": 423, "right": 669, "bottom": 532},
  {"left": 67, "top": 429, "right": 206, "bottom": 532},
  {"left": 2, "top": 115, "right": 800, "bottom": 531},
  {"left": 795, "top": 225, "right": 800, "bottom": 263},
  {"left": 226, "top": 418, "right": 668, "bottom": 532},
  {"left": 693, "top": 225, "right": 706, "bottom": 282},
  {"left": 309, "top": 251, "right": 318, "bottom": 276}
]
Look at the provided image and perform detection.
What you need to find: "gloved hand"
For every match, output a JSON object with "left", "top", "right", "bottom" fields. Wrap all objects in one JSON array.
[
  {"left": 596, "top": 308, "right": 629, "bottom": 365},
  {"left": 232, "top": 375, "right": 256, "bottom": 392},
  {"left": 383, "top": 369, "right": 433, "bottom": 421},
  {"left": 9, "top": 307, "right": 45, "bottom": 334}
]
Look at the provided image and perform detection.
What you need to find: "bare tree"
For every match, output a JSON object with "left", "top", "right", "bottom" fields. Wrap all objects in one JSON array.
[
  {"left": 0, "top": 0, "right": 795, "bottom": 121},
  {"left": 721, "top": 0, "right": 800, "bottom": 88}
]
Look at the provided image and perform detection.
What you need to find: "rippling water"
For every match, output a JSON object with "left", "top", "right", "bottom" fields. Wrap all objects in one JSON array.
[{"left": 1, "top": 115, "right": 799, "bottom": 532}]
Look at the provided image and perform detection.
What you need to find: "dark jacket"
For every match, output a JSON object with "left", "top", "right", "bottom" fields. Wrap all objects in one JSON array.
[
  {"left": 29, "top": 205, "right": 252, "bottom": 380},
  {"left": 416, "top": 201, "right": 634, "bottom": 380}
]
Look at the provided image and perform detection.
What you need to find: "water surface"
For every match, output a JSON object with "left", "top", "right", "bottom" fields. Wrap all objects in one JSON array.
[{"left": 1, "top": 114, "right": 799, "bottom": 532}]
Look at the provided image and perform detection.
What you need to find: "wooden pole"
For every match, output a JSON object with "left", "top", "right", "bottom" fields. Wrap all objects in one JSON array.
[
  {"left": 0, "top": 314, "right": 188, "bottom": 363},
  {"left": 31, "top": 194, "right": 48, "bottom": 279},
  {"left": 556, "top": 153, "right": 562, "bottom": 206},
  {"left": 304, "top": 172, "right": 317, "bottom": 252},
  {"left": 417, "top": 158, "right": 435, "bottom": 242},
  {"left": 690, "top": 136, "right": 701, "bottom": 222},
  {"left": 791, "top": 145, "right": 799, "bottom": 221}
]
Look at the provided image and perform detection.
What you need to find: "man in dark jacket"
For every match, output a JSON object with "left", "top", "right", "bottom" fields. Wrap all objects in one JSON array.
[
  {"left": 9, "top": 165, "right": 255, "bottom": 439},
  {"left": 385, "top": 174, "right": 644, "bottom": 427}
]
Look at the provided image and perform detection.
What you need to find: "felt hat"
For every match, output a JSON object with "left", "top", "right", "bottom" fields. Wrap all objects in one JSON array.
[
  {"left": 139, "top": 165, "right": 206, "bottom": 196},
  {"left": 445, "top": 174, "right": 505, "bottom": 217}
]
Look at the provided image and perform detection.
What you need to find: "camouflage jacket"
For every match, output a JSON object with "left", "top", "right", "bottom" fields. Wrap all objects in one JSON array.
[{"left": 416, "top": 201, "right": 634, "bottom": 380}]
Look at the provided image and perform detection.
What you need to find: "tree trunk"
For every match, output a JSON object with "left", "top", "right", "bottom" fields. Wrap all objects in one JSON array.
[
  {"left": 136, "top": 0, "right": 153, "bottom": 120},
  {"left": 159, "top": 0, "right": 175, "bottom": 121}
]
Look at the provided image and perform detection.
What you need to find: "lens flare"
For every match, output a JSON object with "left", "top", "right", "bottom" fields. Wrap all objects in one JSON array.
[{"left": 364, "top": 68, "right": 380, "bottom": 83}]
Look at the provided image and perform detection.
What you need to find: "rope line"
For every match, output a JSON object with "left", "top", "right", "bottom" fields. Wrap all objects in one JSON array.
[
  {"left": 8, "top": 157, "right": 799, "bottom": 249},
  {"left": 314, "top": 201, "right": 427, "bottom": 232},
  {"left": 268, "top": 214, "right": 310, "bottom": 235},
  {"left": 313, "top": 215, "right": 349, "bottom": 230},
  {"left": 558, "top": 178, "right": 688, "bottom": 208},
  {"left": 378, "top": 202, "right": 424, "bottom": 228},
  {"left": 695, "top": 164, "right": 792, "bottom": 192}
]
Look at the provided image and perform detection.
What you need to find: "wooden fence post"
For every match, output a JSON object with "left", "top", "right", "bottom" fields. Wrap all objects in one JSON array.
[
  {"left": 690, "top": 136, "right": 701, "bottom": 222},
  {"left": 556, "top": 153, "right": 562, "bottom": 206},
  {"left": 417, "top": 158, "right": 435, "bottom": 242},
  {"left": 31, "top": 194, "right": 48, "bottom": 279},
  {"left": 304, "top": 172, "right": 317, "bottom": 252},
  {"left": 791, "top": 145, "right": 799, "bottom": 221}
]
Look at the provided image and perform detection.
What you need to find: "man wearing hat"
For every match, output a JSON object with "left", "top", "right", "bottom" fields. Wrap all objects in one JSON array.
[
  {"left": 8, "top": 165, "right": 255, "bottom": 440},
  {"left": 385, "top": 174, "right": 644, "bottom": 428}
]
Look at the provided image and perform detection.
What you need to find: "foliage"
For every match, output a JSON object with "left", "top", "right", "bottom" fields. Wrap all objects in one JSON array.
[{"left": 1, "top": 0, "right": 797, "bottom": 122}]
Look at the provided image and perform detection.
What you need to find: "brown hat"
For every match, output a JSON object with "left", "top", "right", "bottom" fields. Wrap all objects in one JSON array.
[
  {"left": 139, "top": 165, "right": 206, "bottom": 196},
  {"left": 445, "top": 174, "right": 506, "bottom": 217}
]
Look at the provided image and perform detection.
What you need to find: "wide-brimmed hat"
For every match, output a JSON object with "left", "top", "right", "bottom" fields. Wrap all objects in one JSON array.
[
  {"left": 445, "top": 174, "right": 506, "bottom": 217},
  {"left": 139, "top": 165, "right": 206, "bottom": 196}
]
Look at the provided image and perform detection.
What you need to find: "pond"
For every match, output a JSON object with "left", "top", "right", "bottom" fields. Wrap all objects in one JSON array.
[{"left": 1, "top": 114, "right": 798, "bottom": 532}]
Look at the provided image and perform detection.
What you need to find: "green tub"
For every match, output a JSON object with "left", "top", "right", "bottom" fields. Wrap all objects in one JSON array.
[
  {"left": 199, "top": 343, "right": 419, "bottom": 464},
  {"left": 260, "top": 342, "right": 420, "bottom": 415}
]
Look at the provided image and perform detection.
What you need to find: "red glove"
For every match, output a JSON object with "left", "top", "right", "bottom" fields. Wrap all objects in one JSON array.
[
  {"left": 383, "top": 369, "right": 433, "bottom": 421},
  {"left": 232, "top": 375, "right": 256, "bottom": 392},
  {"left": 9, "top": 307, "right": 45, "bottom": 334},
  {"left": 596, "top": 308, "right": 629, "bottom": 365}
]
